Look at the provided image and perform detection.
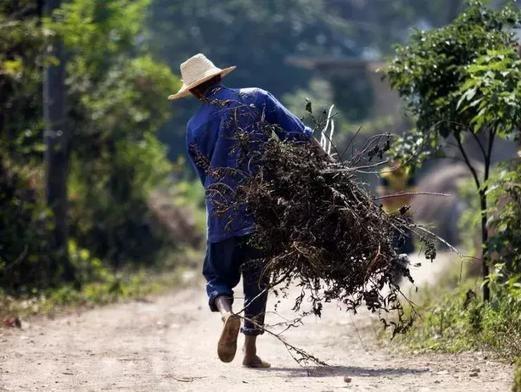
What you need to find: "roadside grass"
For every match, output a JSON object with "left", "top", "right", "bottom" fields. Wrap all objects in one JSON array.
[
  {"left": 514, "top": 358, "right": 521, "bottom": 392},
  {"left": 0, "top": 245, "right": 202, "bottom": 324},
  {"left": 391, "top": 256, "right": 521, "bottom": 365}
]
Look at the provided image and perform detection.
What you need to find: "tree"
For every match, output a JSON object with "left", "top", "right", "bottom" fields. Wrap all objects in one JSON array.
[
  {"left": 1, "top": 0, "right": 179, "bottom": 291},
  {"left": 0, "top": 0, "right": 63, "bottom": 290},
  {"left": 385, "top": 1, "right": 521, "bottom": 300},
  {"left": 43, "top": 0, "right": 76, "bottom": 283},
  {"left": 51, "top": 0, "right": 180, "bottom": 266}
]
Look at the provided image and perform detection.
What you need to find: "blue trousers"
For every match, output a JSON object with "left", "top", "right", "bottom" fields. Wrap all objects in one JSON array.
[{"left": 202, "top": 235, "right": 268, "bottom": 336}]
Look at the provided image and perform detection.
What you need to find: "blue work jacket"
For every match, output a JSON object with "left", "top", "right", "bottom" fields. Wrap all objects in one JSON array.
[{"left": 186, "top": 84, "right": 313, "bottom": 243}]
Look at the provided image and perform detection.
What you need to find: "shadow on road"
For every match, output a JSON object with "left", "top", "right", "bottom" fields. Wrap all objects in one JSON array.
[{"left": 265, "top": 365, "right": 429, "bottom": 378}]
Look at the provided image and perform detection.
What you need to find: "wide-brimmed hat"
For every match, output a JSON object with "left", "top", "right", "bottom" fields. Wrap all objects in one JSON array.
[{"left": 168, "top": 53, "right": 236, "bottom": 100}]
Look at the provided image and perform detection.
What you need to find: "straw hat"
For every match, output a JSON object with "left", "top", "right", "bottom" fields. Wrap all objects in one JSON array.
[{"left": 168, "top": 53, "right": 236, "bottom": 100}]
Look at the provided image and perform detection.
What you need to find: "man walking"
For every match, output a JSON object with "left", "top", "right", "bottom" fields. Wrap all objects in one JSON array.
[{"left": 169, "top": 53, "right": 313, "bottom": 368}]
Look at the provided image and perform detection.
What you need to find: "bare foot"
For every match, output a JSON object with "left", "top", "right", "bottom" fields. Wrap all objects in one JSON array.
[
  {"left": 217, "top": 313, "right": 240, "bottom": 363},
  {"left": 242, "top": 355, "right": 271, "bottom": 369}
]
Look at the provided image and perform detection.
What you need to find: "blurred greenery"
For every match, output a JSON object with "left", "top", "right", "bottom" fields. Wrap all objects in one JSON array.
[
  {"left": 0, "top": 242, "right": 200, "bottom": 320},
  {"left": 146, "top": 0, "right": 479, "bottom": 97},
  {"left": 1, "top": 1, "right": 54, "bottom": 290},
  {"left": 145, "top": 0, "right": 489, "bottom": 159},
  {"left": 0, "top": 0, "right": 184, "bottom": 293}
]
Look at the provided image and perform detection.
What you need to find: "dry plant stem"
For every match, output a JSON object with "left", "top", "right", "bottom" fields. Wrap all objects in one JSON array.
[
  {"left": 454, "top": 129, "right": 494, "bottom": 301},
  {"left": 220, "top": 130, "right": 439, "bottom": 335},
  {"left": 374, "top": 192, "right": 450, "bottom": 201},
  {"left": 237, "top": 313, "right": 328, "bottom": 367},
  {"left": 3, "top": 245, "right": 28, "bottom": 272}
]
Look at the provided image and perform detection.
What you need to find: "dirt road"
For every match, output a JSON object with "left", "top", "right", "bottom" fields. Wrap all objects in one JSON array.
[{"left": 0, "top": 256, "right": 514, "bottom": 391}]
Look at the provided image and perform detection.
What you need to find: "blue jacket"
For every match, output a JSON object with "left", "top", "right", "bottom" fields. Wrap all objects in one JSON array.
[{"left": 186, "top": 84, "right": 313, "bottom": 243}]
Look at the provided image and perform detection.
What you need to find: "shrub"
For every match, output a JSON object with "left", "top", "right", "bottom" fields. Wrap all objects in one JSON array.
[
  {"left": 514, "top": 358, "right": 521, "bottom": 392},
  {"left": 400, "top": 263, "right": 521, "bottom": 360}
]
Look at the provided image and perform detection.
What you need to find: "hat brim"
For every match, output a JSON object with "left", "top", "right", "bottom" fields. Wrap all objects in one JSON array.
[{"left": 168, "top": 66, "right": 236, "bottom": 101}]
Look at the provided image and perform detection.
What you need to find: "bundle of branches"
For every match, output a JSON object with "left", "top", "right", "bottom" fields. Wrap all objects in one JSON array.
[{"left": 198, "top": 107, "right": 438, "bottom": 336}]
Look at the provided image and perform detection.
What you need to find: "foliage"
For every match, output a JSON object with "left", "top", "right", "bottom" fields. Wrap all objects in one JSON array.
[
  {"left": 53, "top": 0, "right": 149, "bottom": 73},
  {"left": 0, "top": 159, "right": 54, "bottom": 291},
  {"left": 147, "top": 0, "right": 354, "bottom": 98},
  {"left": 0, "top": 0, "right": 183, "bottom": 293},
  {"left": 386, "top": 1, "right": 521, "bottom": 357},
  {"left": 457, "top": 176, "right": 482, "bottom": 256},
  {"left": 386, "top": 0, "right": 521, "bottom": 299},
  {"left": 514, "top": 358, "right": 521, "bottom": 392},
  {"left": 170, "top": 178, "right": 206, "bottom": 230},
  {"left": 0, "top": 247, "right": 195, "bottom": 321},
  {"left": 386, "top": 1, "right": 520, "bottom": 141},
  {"left": 458, "top": 49, "right": 521, "bottom": 135},
  {"left": 488, "top": 161, "right": 521, "bottom": 275},
  {"left": 49, "top": 0, "right": 180, "bottom": 266},
  {"left": 145, "top": 0, "right": 480, "bottom": 162},
  {"left": 408, "top": 161, "right": 521, "bottom": 379},
  {"left": 326, "top": 0, "right": 469, "bottom": 52},
  {"left": 0, "top": 1, "right": 46, "bottom": 166},
  {"left": 147, "top": 0, "right": 478, "bottom": 98},
  {"left": 398, "top": 263, "right": 521, "bottom": 361},
  {"left": 387, "top": 128, "right": 441, "bottom": 172},
  {"left": 0, "top": 2, "right": 51, "bottom": 291},
  {"left": 282, "top": 78, "right": 334, "bottom": 119}
]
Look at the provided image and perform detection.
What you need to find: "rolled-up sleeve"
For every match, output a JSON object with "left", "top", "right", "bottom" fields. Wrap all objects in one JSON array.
[{"left": 258, "top": 90, "right": 313, "bottom": 141}]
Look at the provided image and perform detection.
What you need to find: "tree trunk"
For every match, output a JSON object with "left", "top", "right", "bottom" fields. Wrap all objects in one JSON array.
[
  {"left": 480, "top": 190, "right": 490, "bottom": 301},
  {"left": 480, "top": 129, "right": 495, "bottom": 302},
  {"left": 455, "top": 132, "right": 492, "bottom": 301},
  {"left": 43, "top": 0, "right": 75, "bottom": 283}
]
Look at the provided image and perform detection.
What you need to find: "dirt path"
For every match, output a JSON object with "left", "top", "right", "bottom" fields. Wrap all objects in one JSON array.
[{"left": 0, "top": 254, "right": 513, "bottom": 391}]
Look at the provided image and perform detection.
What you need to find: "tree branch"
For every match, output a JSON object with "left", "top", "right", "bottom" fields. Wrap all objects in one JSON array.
[
  {"left": 455, "top": 134, "right": 481, "bottom": 191},
  {"left": 470, "top": 132, "right": 487, "bottom": 162},
  {"left": 484, "top": 128, "right": 496, "bottom": 182}
]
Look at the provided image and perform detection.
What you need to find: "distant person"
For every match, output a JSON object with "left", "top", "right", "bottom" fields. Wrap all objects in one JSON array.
[
  {"left": 377, "top": 161, "right": 416, "bottom": 254},
  {"left": 168, "top": 53, "right": 314, "bottom": 368}
]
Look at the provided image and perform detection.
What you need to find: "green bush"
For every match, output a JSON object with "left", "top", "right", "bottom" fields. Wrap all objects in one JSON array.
[
  {"left": 0, "top": 2, "right": 54, "bottom": 291},
  {"left": 400, "top": 263, "right": 521, "bottom": 360},
  {"left": 55, "top": 1, "right": 180, "bottom": 267},
  {"left": 488, "top": 162, "right": 521, "bottom": 275},
  {"left": 514, "top": 358, "right": 521, "bottom": 392},
  {"left": 0, "top": 1, "right": 183, "bottom": 293},
  {"left": 0, "top": 160, "right": 54, "bottom": 291}
]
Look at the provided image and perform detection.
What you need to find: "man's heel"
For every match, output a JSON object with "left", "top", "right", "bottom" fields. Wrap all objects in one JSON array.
[{"left": 217, "top": 314, "right": 241, "bottom": 362}]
